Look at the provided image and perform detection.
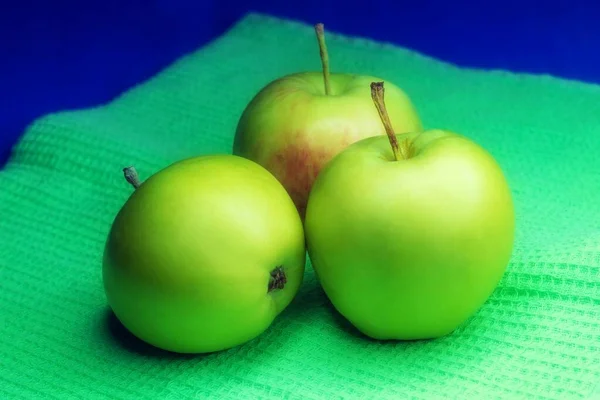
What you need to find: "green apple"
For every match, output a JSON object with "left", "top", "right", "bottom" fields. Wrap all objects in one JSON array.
[
  {"left": 305, "top": 82, "right": 515, "bottom": 340},
  {"left": 102, "top": 155, "right": 306, "bottom": 353},
  {"left": 233, "top": 23, "right": 422, "bottom": 219}
]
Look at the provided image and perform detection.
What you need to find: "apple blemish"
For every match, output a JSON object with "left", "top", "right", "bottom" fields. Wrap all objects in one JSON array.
[{"left": 268, "top": 266, "right": 287, "bottom": 292}]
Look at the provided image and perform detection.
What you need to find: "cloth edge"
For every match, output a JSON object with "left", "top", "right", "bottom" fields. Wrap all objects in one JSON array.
[{"left": 235, "top": 11, "right": 600, "bottom": 91}]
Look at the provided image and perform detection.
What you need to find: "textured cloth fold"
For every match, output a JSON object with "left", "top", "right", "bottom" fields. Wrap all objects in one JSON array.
[{"left": 1, "top": 12, "right": 599, "bottom": 399}]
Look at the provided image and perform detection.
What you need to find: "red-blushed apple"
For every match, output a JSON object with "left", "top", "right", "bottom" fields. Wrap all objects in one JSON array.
[
  {"left": 103, "top": 155, "right": 306, "bottom": 353},
  {"left": 304, "top": 82, "right": 515, "bottom": 340},
  {"left": 233, "top": 23, "right": 422, "bottom": 219}
]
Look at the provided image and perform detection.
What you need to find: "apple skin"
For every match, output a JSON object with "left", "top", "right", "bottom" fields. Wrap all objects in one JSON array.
[
  {"left": 233, "top": 71, "right": 422, "bottom": 219},
  {"left": 102, "top": 155, "right": 306, "bottom": 353},
  {"left": 304, "top": 130, "right": 515, "bottom": 340}
]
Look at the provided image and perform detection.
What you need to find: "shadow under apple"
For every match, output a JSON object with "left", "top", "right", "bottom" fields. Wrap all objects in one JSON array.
[
  {"left": 103, "top": 308, "right": 209, "bottom": 360},
  {"left": 319, "top": 292, "right": 450, "bottom": 346},
  {"left": 103, "top": 299, "right": 303, "bottom": 360}
]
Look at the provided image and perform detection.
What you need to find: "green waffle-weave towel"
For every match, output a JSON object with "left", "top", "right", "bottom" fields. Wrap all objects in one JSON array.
[{"left": 1, "top": 13, "right": 599, "bottom": 400}]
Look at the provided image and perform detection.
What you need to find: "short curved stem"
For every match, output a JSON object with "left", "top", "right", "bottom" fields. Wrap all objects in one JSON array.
[{"left": 123, "top": 166, "right": 142, "bottom": 189}]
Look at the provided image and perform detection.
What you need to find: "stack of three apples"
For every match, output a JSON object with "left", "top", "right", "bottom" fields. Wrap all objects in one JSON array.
[{"left": 102, "top": 24, "right": 515, "bottom": 354}]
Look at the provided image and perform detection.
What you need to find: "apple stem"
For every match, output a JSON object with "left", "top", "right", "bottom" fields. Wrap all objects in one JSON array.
[
  {"left": 314, "top": 23, "right": 332, "bottom": 96},
  {"left": 370, "top": 82, "right": 408, "bottom": 161},
  {"left": 268, "top": 266, "right": 287, "bottom": 292},
  {"left": 123, "top": 166, "right": 142, "bottom": 190}
]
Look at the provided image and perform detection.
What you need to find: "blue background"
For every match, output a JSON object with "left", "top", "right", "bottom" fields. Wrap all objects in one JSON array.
[{"left": 1, "top": 0, "right": 598, "bottom": 167}]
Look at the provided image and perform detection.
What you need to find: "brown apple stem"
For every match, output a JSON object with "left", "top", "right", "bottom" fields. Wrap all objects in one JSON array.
[
  {"left": 370, "top": 82, "right": 408, "bottom": 160},
  {"left": 314, "top": 23, "right": 332, "bottom": 96},
  {"left": 123, "top": 166, "right": 142, "bottom": 190},
  {"left": 268, "top": 266, "right": 287, "bottom": 292}
]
